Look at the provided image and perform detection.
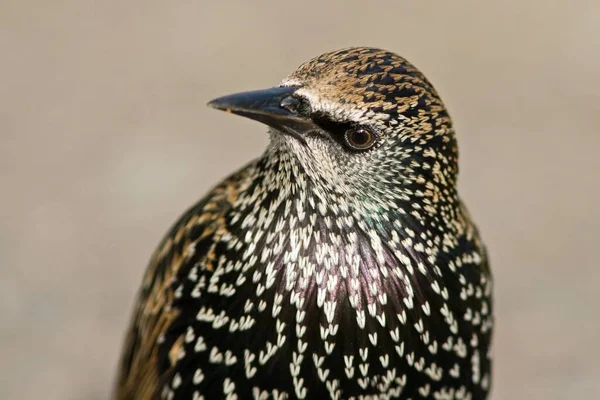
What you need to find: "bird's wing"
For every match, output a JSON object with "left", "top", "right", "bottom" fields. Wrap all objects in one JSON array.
[{"left": 114, "top": 167, "right": 251, "bottom": 400}]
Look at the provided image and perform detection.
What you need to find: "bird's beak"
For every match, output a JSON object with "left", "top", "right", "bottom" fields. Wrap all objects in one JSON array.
[{"left": 207, "top": 86, "right": 316, "bottom": 143}]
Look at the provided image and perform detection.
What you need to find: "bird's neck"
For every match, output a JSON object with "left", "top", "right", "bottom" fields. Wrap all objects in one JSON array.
[
  {"left": 236, "top": 146, "right": 468, "bottom": 250},
  {"left": 256, "top": 143, "right": 463, "bottom": 225}
]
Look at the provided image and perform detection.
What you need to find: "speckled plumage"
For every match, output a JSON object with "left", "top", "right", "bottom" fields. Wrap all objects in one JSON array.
[{"left": 115, "top": 47, "right": 493, "bottom": 400}]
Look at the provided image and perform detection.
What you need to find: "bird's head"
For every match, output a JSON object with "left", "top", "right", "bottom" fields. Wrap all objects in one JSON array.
[{"left": 209, "top": 47, "right": 458, "bottom": 204}]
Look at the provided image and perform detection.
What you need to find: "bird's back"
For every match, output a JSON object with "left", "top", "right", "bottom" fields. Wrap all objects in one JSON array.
[{"left": 115, "top": 165, "right": 254, "bottom": 399}]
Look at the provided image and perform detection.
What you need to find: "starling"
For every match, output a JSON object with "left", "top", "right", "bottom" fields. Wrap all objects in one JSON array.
[{"left": 115, "top": 47, "right": 492, "bottom": 400}]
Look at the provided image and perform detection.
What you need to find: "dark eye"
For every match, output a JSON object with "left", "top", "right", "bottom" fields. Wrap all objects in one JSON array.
[{"left": 344, "top": 127, "right": 377, "bottom": 150}]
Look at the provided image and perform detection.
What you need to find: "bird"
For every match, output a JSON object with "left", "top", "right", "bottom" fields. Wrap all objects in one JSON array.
[{"left": 114, "top": 47, "right": 493, "bottom": 400}]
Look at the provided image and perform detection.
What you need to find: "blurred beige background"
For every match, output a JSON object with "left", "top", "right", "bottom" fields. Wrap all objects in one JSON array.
[{"left": 1, "top": 1, "right": 599, "bottom": 399}]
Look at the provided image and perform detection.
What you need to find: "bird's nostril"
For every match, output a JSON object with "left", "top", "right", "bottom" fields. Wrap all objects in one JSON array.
[{"left": 280, "top": 96, "right": 301, "bottom": 113}]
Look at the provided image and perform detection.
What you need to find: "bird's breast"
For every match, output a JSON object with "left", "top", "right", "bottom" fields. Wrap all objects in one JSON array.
[{"left": 160, "top": 206, "right": 492, "bottom": 398}]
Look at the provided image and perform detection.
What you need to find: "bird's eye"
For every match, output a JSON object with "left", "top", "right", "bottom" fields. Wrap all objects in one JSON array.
[{"left": 344, "top": 127, "right": 377, "bottom": 150}]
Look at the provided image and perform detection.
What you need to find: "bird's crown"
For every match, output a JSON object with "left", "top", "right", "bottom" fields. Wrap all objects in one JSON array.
[{"left": 283, "top": 47, "right": 447, "bottom": 130}]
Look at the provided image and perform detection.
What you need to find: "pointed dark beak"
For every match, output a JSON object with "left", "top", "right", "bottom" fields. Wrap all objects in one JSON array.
[{"left": 207, "top": 86, "right": 316, "bottom": 143}]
